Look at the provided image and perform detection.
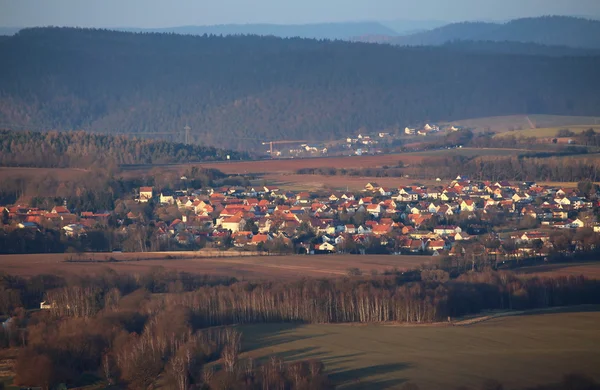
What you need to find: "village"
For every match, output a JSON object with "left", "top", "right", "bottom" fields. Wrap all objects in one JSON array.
[
  {"left": 2, "top": 175, "right": 599, "bottom": 263},
  {"left": 266, "top": 123, "right": 455, "bottom": 157}
]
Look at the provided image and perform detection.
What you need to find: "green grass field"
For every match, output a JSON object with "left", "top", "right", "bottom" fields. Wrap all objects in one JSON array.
[
  {"left": 494, "top": 125, "right": 600, "bottom": 139},
  {"left": 239, "top": 310, "right": 600, "bottom": 389},
  {"left": 443, "top": 115, "right": 600, "bottom": 134}
]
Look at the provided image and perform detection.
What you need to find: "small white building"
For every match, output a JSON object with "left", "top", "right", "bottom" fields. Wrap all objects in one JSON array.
[{"left": 139, "top": 187, "right": 153, "bottom": 202}]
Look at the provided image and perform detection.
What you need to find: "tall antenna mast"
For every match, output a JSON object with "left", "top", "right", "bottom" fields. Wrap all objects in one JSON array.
[{"left": 184, "top": 125, "right": 191, "bottom": 145}]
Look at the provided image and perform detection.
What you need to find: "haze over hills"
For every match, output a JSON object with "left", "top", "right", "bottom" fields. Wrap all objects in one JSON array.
[
  {"left": 378, "top": 19, "right": 449, "bottom": 35},
  {"left": 1, "top": 27, "right": 599, "bottom": 150},
  {"left": 0, "top": 22, "right": 400, "bottom": 40},
  {"left": 378, "top": 16, "right": 600, "bottom": 49},
  {"left": 117, "top": 21, "right": 399, "bottom": 40}
]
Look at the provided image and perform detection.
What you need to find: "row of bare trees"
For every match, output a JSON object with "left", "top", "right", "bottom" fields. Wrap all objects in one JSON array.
[
  {"left": 5, "top": 269, "right": 600, "bottom": 388},
  {"left": 6, "top": 269, "right": 600, "bottom": 325},
  {"left": 15, "top": 303, "right": 331, "bottom": 389},
  {"left": 39, "top": 272, "right": 600, "bottom": 325},
  {"left": 163, "top": 273, "right": 600, "bottom": 326},
  {"left": 415, "top": 155, "right": 600, "bottom": 182}
]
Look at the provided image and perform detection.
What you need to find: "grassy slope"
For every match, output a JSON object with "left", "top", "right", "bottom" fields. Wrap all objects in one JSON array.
[
  {"left": 239, "top": 310, "right": 600, "bottom": 389},
  {"left": 517, "top": 262, "right": 600, "bottom": 279},
  {"left": 444, "top": 115, "right": 600, "bottom": 133},
  {"left": 494, "top": 125, "right": 600, "bottom": 139}
]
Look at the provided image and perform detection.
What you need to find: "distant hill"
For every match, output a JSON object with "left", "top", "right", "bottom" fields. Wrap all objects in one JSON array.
[
  {"left": 379, "top": 19, "right": 449, "bottom": 35},
  {"left": 1, "top": 28, "right": 600, "bottom": 150},
  {"left": 386, "top": 16, "right": 600, "bottom": 49},
  {"left": 352, "top": 19, "right": 449, "bottom": 43},
  {"left": 117, "top": 22, "right": 399, "bottom": 40}
]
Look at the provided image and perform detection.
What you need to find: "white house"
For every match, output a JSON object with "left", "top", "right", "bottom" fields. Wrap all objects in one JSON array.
[
  {"left": 316, "top": 242, "right": 336, "bottom": 252},
  {"left": 434, "top": 226, "right": 461, "bottom": 236},
  {"left": 460, "top": 200, "right": 476, "bottom": 212},
  {"left": 221, "top": 216, "right": 246, "bottom": 233},
  {"left": 571, "top": 219, "right": 585, "bottom": 228},
  {"left": 62, "top": 224, "right": 86, "bottom": 238},
  {"left": 139, "top": 187, "right": 153, "bottom": 202},
  {"left": 366, "top": 204, "right": 381, "bottom": 217},
  {"left": 160, "top": 192, "right": 175, "bottom": 205}
]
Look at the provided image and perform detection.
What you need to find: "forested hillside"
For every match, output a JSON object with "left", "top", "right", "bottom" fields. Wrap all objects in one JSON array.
[
  {"left": 1, "top": 27, "right": 600, "bottom": 149},
  {"left": 439, "top": 40, "right": 600, "bottom": 57},
  {"left": 0, "top": 130, "right": 248, "bottom": 168},
  {"left": 386, "top": 16, "right": 600, "bottom": 48}
]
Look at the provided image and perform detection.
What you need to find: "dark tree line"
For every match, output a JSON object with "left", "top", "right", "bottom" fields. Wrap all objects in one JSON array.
[
  {"left": 0, "top": 159, "right": 227, "bottom": 213},
  {"left": 439, "top": 39, "right": 600, "bottom": 57},
  {"left": 570, "top": 128, "right": 600, "bottom": 147},
  {"left": 415, "top": 155, "right": 600, "bottom": 182},
  {"left": 2, "top": 28, "right": 600, "bottom": 149},
  {"left": 166, "top": 272, "right": 600, "bottom": 326},
  {"left": 295, "top": 154, "right": 600, "bottom": 182},
  {"left": 296, "top": 166, "right": 405, "bottom": 177},
  {"left": 0, "top": 130, "right": 248, "bottom": 168},
  {"left": 3, "top": 269, "right": 599, "bottom": 326}
]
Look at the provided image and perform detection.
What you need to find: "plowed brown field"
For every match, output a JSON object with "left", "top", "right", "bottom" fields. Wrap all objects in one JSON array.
[{"left": 0, "top": 253, "right": 433, "bottom": 279}]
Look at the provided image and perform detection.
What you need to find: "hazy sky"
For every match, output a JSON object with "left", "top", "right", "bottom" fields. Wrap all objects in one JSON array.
[{"left": 1, "top": 0, "right": 599, "bottom": 27}]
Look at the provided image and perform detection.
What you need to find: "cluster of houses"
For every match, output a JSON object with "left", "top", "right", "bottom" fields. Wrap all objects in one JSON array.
[
  {"left": 339, "top": 125, "right": 466, "bottom": 156},
  {"left": 3, "top": 177, "right": 598, "bottom": 257},
  {"left": 131, "top": 177, "right": 598, "bottom": 256},
  {"left": 346, "top": 132, "right": 394, "bottom": 146},
  {"left": 404, "top": 123, "right": 445, "bottom": 136},
  {"left": 2, "top": 204, "right": 110, "bottom": 237}
]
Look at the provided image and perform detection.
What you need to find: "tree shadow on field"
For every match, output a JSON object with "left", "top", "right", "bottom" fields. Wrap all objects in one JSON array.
[
  {"left": 240, "top": 322, "right": 327, "bottom": 352},
  {"left": 331, "top": 363, "right": 411, "bottom": 389},
  {"left": 319, "top": 352, "right": 364, "bottom": 367},
  {"left": 340, "top": 378, "right": 408, "bottom": 390},
  {"left": 266, "top": 346, "right": 325, "bottom": 361}
]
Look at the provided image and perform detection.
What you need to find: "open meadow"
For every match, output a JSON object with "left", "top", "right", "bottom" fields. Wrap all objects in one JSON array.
[
  {"left": 238, "top": 310, "right": 600, "bottom": 389},
  {"left": 444, "top": 114, "right": 600, "bottom": 134},
  {"left": 517, "top": 262, "right": 600, "bottom": 280},
  {"left": 494, "top": 125, "right": 600, "bottom": 139},
  {"left": 0, "top": 253, "right": 432, "bottom": 279}
]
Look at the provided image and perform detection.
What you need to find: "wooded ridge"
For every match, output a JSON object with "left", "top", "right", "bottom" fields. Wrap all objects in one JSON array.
[
  {"left": 1, "top": 28, "right": 600, "bottom": 149},
  {"left": 0, "top": 130, "right": 248, "bottom": 168}
]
